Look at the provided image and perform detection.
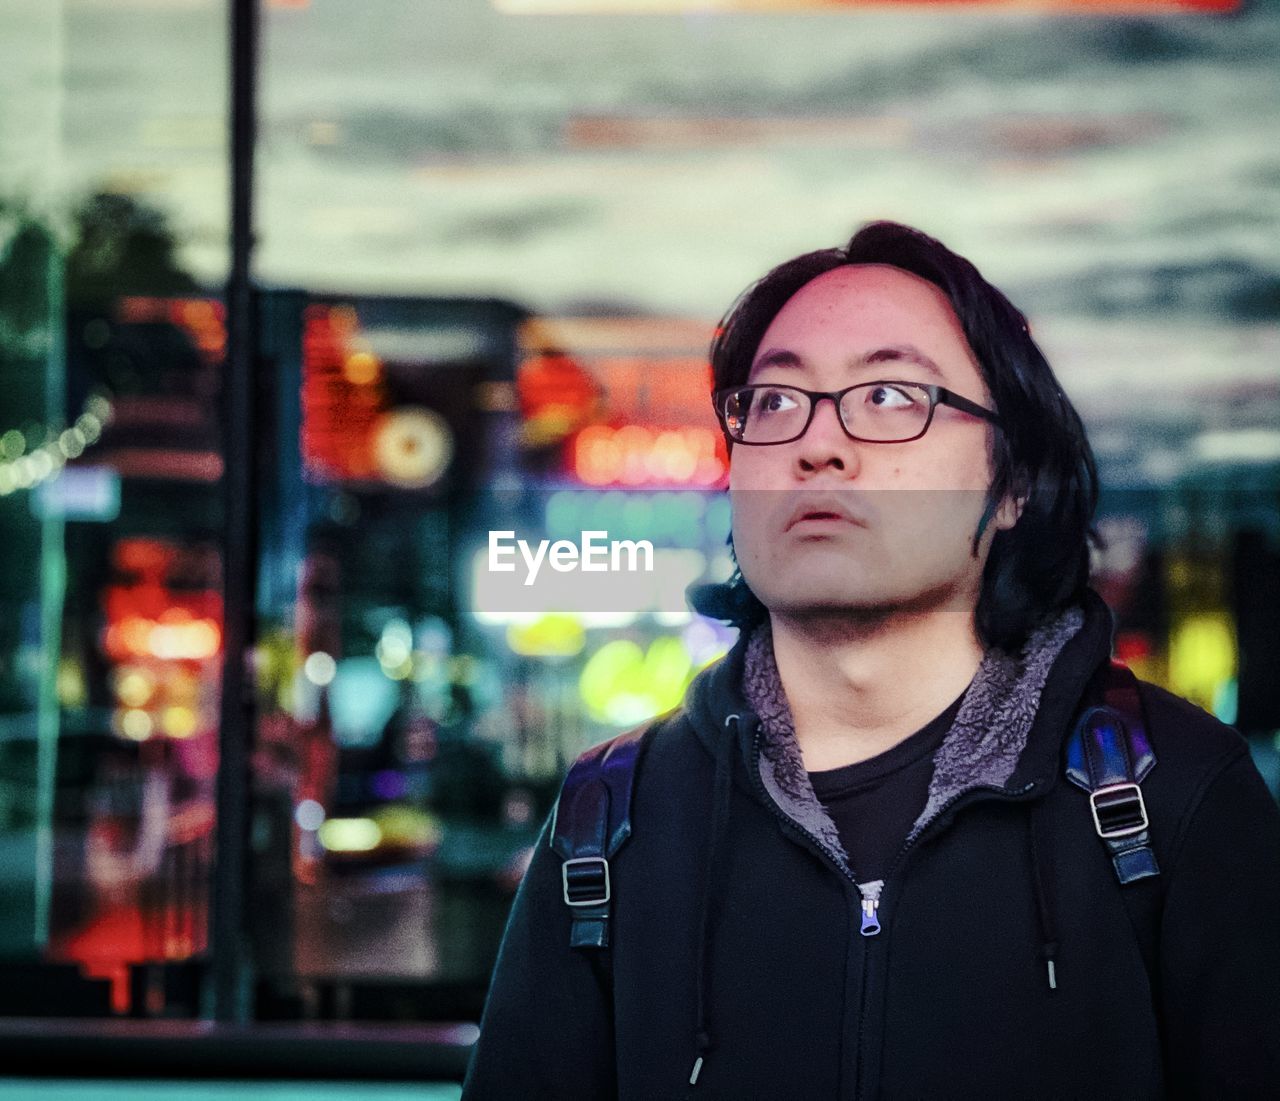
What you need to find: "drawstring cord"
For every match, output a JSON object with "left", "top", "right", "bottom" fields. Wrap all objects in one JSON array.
[
  {"left": 689, "top": 713, "right": 739, "bottom": 1088},
  {"left": 1028, "top": 798, "right": 1060, "bottom": 990}
]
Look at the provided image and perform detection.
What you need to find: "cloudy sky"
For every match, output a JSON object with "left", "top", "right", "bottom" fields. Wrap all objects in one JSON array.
[{"left": 2, "top": 0, "right": 1278, "bottom": 485}]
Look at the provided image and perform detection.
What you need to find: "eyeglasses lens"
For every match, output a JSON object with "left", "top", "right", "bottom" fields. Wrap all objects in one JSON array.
[{"left": 726, "top": 384, "right": 931, "bottom": 444}]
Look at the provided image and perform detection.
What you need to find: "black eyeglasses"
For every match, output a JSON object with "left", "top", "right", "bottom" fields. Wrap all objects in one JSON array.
[{"left": 712, "top": 380, "right": 1003, "bottom": 446}]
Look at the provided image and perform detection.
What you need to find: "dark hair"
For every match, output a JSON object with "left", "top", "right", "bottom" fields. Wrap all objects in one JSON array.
[{"left": 695, "top": 220, "right": 1099, "bottom": 653}]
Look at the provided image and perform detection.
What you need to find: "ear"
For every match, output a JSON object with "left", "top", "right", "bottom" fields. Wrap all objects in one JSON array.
[
  {"left": 994, "top": 473, "right": 1029, "bottom": 532},
  {"left": 994, "top": 494, "right": 1024, "bottom": 532}
]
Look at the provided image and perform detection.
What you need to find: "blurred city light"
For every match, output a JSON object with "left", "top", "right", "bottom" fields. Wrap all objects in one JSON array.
[
  {"left": 505, "top": 614, "right": 588, "bottom": 658},
  {"left": 295, "top": 799, "right": 326, "bottom": 832},
  {"left": 318, "top": 818, "right": 383, "bottom": 854},
  {"left": 302, "top": 650, "right": 337, "bottom": 686},
  {"left": 1, "top": 0, "right": 1276, "bottom": 1034},
  {"left": 578, "top": 635, "right": 697, "bottom": 725}
]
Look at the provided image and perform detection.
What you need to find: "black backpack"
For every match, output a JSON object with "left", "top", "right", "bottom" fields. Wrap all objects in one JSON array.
[{"left": 550, "top": 659, "right": 1162, "bottom": 972}]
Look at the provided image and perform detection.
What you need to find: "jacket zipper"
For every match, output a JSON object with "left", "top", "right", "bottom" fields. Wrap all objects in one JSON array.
[
  {"left": 742, "top": 722, "right": 889, "bottom": 1101},
  {"left": 748, "top": 718, "right": 1039, "bottom": 926},
  {"left": 851, "top": 778, "right": 1042, "bottom": 1099},
  {"left": 745, "top": 717, "right": 1044, "bottom": 1099},
  {"left": 857, "top": 880, "right": 883, "bottom": 935}
]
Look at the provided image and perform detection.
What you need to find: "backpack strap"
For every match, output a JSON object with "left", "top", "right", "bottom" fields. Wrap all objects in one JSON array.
[
  {"left": 1066, "top": 659, "right": 1159, "bottom": 885},
  {"left": 1065, "top": 660, "right": 1167, "bottom": 999},
  {"left": 550, "top": 723, "right": 650, "bottom": 951}
]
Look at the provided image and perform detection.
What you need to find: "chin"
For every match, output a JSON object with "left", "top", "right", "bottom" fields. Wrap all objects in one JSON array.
[
  {"left": 750, "top": 582, "right": 892, "bottom": 618},
  {"left": 754, "top": 577, "right": 978, "bottom": 625}
]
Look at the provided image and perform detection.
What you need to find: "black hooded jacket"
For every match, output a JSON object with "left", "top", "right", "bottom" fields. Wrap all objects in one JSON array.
[{"left": 462, "top": 589, "right": 1280, "bottom": 1099}]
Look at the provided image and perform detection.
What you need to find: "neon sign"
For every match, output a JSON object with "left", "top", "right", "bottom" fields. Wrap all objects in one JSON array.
[{"left": 570, "top": 424, "right": 725, "bottom": 486}]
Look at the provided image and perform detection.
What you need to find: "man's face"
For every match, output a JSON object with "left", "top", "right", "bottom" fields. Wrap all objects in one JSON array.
[{"left": 728, "top": 263, "right": 1021, "bottom": 624}]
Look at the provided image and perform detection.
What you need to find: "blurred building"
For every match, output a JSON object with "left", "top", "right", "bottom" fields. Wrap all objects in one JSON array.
[{"left": 0, "top": 0, "right": 1277, "bottom": 1088}]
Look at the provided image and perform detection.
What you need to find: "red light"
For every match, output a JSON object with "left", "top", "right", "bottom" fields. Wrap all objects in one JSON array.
[
  {"left": 102, "top": 538, "right": 225, "bottom": 664},
  {"left": 300, "top": 306, "right": 386, "bottom": 483},
  {"left": 569, "top": 424, "right": 726, "bottom": 487},
  {"left": 518, "top": 352, "right": 601, "bottom": 446},
  {"left": 1116, "top": 631, "right": 1154, "bottom": 664},
  {"left": 116, "top": 297, "right": 226, "bottom": 363}
]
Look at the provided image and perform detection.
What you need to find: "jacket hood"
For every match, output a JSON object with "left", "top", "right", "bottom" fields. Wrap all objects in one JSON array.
[
  {"left": 677, "top": 588, "right": 1116, "bottom": 1088},
  {"left": 684, "top": 587, "right": 1117, "bottom": 865}
]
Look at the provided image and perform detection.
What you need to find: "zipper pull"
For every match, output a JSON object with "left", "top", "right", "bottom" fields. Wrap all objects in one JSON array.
[{"left": 857, "top": 879, "right": 884, "bottom": 937}]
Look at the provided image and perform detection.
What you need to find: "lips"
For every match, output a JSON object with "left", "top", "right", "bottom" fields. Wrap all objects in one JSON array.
[{"left": 783, "top": 495, "right": 867, "bottom": 533}]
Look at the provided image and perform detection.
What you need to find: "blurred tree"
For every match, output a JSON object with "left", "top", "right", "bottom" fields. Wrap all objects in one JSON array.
[
  {"left": 0, "top": 197, "right": 56, "bottom": 359},
  {"left": 65, "top": 191, "right": 198, "bottom": 308}
]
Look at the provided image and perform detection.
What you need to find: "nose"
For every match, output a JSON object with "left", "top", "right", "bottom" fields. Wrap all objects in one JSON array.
[{"left": 795, "top": 393, "right": 860, "bottom": 476}]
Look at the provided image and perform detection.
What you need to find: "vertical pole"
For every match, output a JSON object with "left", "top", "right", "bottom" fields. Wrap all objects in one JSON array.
[
  {"left": 35, "top": 234, "right": 66, "bottom": 951},
  {"left": 211, "top": 0, "right": 259, "bottom": 1023},
  {"left": 31, "top": 1, "right": 70, "bottom": 947}
]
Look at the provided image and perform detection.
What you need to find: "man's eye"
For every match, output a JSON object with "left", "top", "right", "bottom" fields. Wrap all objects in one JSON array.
[
  {"left": 758, "top": 389, "right": 798, "bottom": 413},
  {"left": 865, "top": 385, "right": 916, "bottom": 408}
]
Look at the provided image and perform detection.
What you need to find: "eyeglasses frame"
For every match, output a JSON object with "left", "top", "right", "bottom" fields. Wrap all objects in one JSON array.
[{"left": 711, "top": 379, "right": 1004, "bottom": 446}]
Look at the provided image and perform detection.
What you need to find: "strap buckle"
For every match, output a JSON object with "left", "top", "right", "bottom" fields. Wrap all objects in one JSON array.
[
  {"left": 562, "top": 856, "right": 611, "bottom": 907},
  {"left": 1090, "top": 782, "right": 1149, "bottom": 839}
]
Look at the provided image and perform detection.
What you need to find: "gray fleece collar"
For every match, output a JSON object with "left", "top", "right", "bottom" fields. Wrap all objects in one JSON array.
[{"left": 742, "top": 607, "right": 1086, "bottom": 876}]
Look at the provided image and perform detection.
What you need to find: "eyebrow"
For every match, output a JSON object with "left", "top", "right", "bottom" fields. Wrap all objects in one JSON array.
[{"left": 750, "top": 344, "right": 947, "bottom": 382}]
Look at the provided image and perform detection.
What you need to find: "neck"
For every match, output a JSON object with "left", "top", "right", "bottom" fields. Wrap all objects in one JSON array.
[{"left": 768, "top": 606, "right": 986, "bottom": 770}]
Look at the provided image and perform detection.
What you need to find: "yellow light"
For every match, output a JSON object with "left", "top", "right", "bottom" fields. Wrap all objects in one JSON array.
[
  {"left": 579, "top": 640, "right": 642, "bottom": 716},
  {"left": 1168, "top": 611, "right": 1236, "bottom": 713},
  {"left": 318, "top": 817, "right": 382, "bottom": 853},
  {"left": 56, "top": 659, "right": 87, "bottom": 709},
  {"left": 114, "top": 669, "right": 154, "bottom": 708},
  {"left": 161, "top": 706, "right": 199, "bottom": 739},
  {"left": 149, "top": 618, "right": 222, "bottom": 661},
  {"left": 372, "top": 805, "right": 441, "bottom": 849},
  {"left": 579, "top": 636, "right": 694, "bottom": 725},
  {"left": 645, "top": 635, "right": 693, "bottom": 694},
  {"left": 506, "top": 614, "right": 587, "bottom": 658},
  {"left": 118, "top": 708, "right": 154, "bottom": 741},
  {"left": 166, "top": 669, "right": 200, "bottom": 706},
  {"left": 384, "top": 657, "right": 413, "bottom": 681},
  {"left": 343, "top": 351, "right": 381, "bottom": 386}
]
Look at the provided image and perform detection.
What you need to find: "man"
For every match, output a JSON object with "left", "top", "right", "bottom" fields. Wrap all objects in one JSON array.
[{"left": 462, "top": 222, "right": 1280, "bottom": 1099}]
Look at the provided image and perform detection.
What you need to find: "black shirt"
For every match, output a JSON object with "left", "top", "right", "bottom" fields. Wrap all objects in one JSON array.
[{"left": 807, "top": 688, "right": 966, "bottom": 883}]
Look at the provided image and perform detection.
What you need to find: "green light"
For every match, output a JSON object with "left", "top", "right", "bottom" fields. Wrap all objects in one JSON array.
[
  {"left": 1168, "top": 611, "right": 1236, "bottom": 715},
  {"left": 0, "top": 429, "right": 25, "bottom": 459},
  {"left": 318, "top": 818, "right": 383, "bottom": 853},
  {"left": 506, "top": 614, "right": 587, "bottom": 657},
  {"left": 579, "top": 636, "right": 695, "bottom": 725}
]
